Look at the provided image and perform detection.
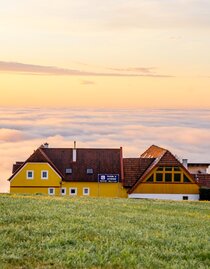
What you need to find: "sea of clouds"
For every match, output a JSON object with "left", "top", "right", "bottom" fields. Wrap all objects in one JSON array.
[{"left": 1, "top": 107, "right": 210, "bottom": 192}]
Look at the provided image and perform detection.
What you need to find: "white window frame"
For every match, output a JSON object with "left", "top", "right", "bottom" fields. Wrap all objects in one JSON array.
[
  {"left": 61, "top": 187, "right": 66, "bottom": 196},
  {"left": 48, "top": 188, "right": 55, "bottom": 196},
  {"left": 41, "top": 170, "right": 48, "bottom": 180},
  {"left": 26, "top": 170, "right": 34, "bottom": 180},
  {"left": 83, "top": 187, "right": 90, "bottom": 196},
  {"left": 87, "top": 168, "right": 93, "bottom": 175},
  {"left": 65, "top": 168, "right": 72, "bottom": 174},
  {"left": 69, "top": 188, "right": 77, "bottom": 196}
]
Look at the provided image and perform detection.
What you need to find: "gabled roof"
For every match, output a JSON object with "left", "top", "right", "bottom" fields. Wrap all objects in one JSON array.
[
  {"left": 127, "top": 145, "right": 198, "bottom": 194},
  {"left": 140, "top": 145, "right": 167, "bottom": 158},
  {"left": 41, "top": 147, "right": 122, "bottom": 182},
  {"left": 8, "top": 147, "right": 64, "bottom": 181},
  {"left": 123, "top": 158, "right": 155, "bottom": 187},
  {"left": 9, "top": 146, "right": 123, "bottom": 183}
]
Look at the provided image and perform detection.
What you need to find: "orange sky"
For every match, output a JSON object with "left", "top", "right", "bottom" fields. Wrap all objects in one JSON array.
[
  {"left": 0, "top": 0, "right": 210, "bottom": 108},
  {"left": 1, "top": 74, "right": 210, "bottom": 108},
  {"left": 1, "top": 1, "right": 210, "bottom": 192}
]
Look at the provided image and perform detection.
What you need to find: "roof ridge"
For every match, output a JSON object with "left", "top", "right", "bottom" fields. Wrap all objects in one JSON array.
[
  {"left": 38, "top": 148, "right": 64, "bottom": 179},
  {"left": 140, "top": 144, "right": 167, "bottom": 158},
  {"left": 42, "top": 147, "right": 120, "bottom": 150},
  {"left": 8, "top": 147, "right": 64, "bottom": 182}
]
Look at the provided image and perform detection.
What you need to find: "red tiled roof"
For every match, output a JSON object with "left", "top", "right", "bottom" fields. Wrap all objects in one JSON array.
[
  {"left": 41, "top": 148, "right": 122, "bottom": 182},
  {"left": 193, "top": 174, "right": 210, "bottom": 188},
  {"left": 9, "top": 144, "right": 205, "bottom": 190},
  {"left": 12, "top": 162, "right": 24, "bottom": 173},
  {"left": 158, "top": 151, "right": 181, "bottom": 166},
  {"left": 9, "top": 147, "right": 122, "bottom": 183},
  {"left": 123, "top": 158, "right": 155, "bottom": 187},
  {"left": 9, "top": 147, "right": 64, "bottom": 181},
  {"left": 140, "top": 145, "right": 166, "bottom": 158},
  {"left": 127, "top": 145, "right": 197, "bottom": 194}
]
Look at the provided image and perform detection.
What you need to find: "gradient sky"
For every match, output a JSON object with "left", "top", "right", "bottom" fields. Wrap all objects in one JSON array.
[
  {"left": 0, "top": 0, "right": 210, "bottom": 107},
  {"left": 1, "top": 1, "right": 210, "bottom": 192}
]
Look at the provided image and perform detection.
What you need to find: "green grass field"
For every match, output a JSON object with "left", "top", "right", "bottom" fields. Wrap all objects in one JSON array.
[{"left": 0, "top": 194, "right": 209, "bottom": 269}]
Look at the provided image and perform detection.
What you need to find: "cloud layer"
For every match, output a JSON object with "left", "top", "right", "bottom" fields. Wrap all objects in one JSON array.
[
  {"left": 1, "top": 107, "right": 210, "bottom": 192},
  {"left": 0, "top": 61, "right": 171, "bottom": 77}
]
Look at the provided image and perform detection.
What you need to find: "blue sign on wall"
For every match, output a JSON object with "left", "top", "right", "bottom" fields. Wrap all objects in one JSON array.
[{"left": 98, "top": 174, "right": 119, "bottom": 183}]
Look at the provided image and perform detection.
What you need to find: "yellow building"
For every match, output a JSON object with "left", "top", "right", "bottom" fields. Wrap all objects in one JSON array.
[
  {"left": 124, "top": 145, "right": 200, "bottom": 200},
  {"left": 9, "top": 143, "right": 200, "bottom": 200},
  {"left": 9, "top": 143, "right": 127, "bottom": 198}
]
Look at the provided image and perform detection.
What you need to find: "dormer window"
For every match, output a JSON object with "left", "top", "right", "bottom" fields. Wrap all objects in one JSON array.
[
  {"left": 87, "top": 168, "right": 93, "bottom": 175},
  {"left": 65, "top": 168, "right": 72, "bottom": 174}
]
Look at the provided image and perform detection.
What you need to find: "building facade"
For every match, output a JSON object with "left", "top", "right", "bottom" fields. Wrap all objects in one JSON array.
[
  {"left": 9, "top": 143, "right": 209, "bottom": 200},
  {"left": 9, "top": 144, "right": 127, "bottom": 198},
  {"left": 124, "top": 146, "right": 199, "bottom": 200}
]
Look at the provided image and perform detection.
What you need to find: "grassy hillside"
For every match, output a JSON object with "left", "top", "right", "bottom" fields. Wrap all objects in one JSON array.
[{"left": 0, "top": 194, "right": 209, "bottom": 269}]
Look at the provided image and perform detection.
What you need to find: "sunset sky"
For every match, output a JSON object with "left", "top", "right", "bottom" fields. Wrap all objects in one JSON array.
[
  {"left": 1, "top": 1, "right": 210, "bottom": 192},
  {"left": 0, "top": 0, "right": 210, "bottom": 107}
]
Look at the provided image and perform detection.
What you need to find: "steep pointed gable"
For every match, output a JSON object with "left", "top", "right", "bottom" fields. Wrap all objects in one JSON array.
[
  {"left": 128, "top": 145, "right": 197, "bottom": 194},
  {"left": 141, "top": 145, "right": 167, "bottom": 159},
  {"left": 158, "top": 151, "right": 182, "bottom": 166},
  {"left": 8, "top": 146, "right": 64, "bottom": 181},
  {"left": 27, "top": 148, "right": 50, "bottom": 163},
  {"left": 124, "top": 145, "right": 166, "bottom": 189},
  {"left": 158, "top": 151, "right": 197, "bottom": 182}
]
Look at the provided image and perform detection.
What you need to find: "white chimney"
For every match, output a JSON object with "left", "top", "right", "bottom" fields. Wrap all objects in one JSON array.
[
  {"left": 73, "top": 141, "right": 77, "bottom": 162},
  {"left": 182, "top": 159, "right": 188, "bottom": 169}
]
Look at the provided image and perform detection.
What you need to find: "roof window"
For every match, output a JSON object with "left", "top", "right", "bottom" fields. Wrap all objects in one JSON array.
[
  {"left": 65, "top": 168, "right": 72, "bottom": 174},
  {"left": 87, "top": 168, "right": 93, "bottom": 175}
]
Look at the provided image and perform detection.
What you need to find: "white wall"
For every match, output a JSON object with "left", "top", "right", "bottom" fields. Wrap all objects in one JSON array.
[{"left": 128, "top": 193, "right": 199, "bottom": 201}]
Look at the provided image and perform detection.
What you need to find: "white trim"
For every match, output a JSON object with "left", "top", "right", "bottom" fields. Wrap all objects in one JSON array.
[
  {"left": 128, "top": 193, "right": 199, "bottom": 201},
  {"left": 69, "top": 188, "right": 77, "bottom": 196},
  {"left": 41, "top": 170, "right": 48, "bottom": 180},
  {"left": 10, "top": 162, "right": 62, "bottom": 183},
  {"left": 83, "top": 187, "right": 90, "bottom": 196},
  {"left": 48, "top": 188, "right": 55, "bottom": 195},
  {"left": 61, "top": 187, "right": 66, "bottom": 196},
  {"left": 26, "top": 170, "right": 34, "bottom": 180}
]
